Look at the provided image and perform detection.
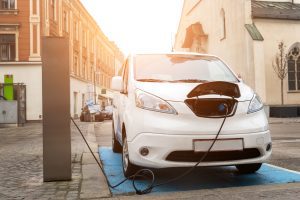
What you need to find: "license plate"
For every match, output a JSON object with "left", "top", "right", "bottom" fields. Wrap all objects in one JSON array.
[{"left": 193, "top": 139, "right": 243, "bottom": 152}]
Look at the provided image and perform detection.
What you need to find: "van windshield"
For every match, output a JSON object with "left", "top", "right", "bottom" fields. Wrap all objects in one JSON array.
[{"left": 134, "top": 54, "right": 238, "bottom": 83}]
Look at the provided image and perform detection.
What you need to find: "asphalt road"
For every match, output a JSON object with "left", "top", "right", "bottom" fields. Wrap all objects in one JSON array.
[
  {"left": 95, "top": 120, "right": 300, "bottom": 200},
  {"left": 269, "top": 123, "right": 300, "bottom": 171}
]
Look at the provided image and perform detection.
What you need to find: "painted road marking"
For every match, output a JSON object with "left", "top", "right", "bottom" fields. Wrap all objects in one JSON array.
[
  {"left": 264, "top": 163, "right": 300, "bottom": 175},
  {"left": 99, "top": 147, "right": 300, "bottom": 195}
]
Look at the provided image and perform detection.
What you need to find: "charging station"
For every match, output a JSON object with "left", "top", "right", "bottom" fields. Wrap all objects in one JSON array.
[
  {"left": 40, "top": 43, "right": 300, "bottom": 195},
  {"left": 42, "top": 37, "right": 71, "bottom": 181}
]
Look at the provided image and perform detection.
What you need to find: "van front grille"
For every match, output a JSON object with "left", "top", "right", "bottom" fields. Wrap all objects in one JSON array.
[{"left": 166, "top": 148, "right": 261, "bottom": 162}]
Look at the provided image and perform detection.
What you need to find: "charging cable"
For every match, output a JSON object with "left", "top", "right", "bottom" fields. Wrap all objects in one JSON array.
[
  {"left": 71, "top": 103, "right": 229, "bottom": 195},
  {"left": 132, "top": 103, "right": 229, "bottom": 194}
]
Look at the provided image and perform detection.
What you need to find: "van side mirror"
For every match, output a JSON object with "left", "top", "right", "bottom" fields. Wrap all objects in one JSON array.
[{"left": 111, "top": 76, "right": 123, "bottom": 92}]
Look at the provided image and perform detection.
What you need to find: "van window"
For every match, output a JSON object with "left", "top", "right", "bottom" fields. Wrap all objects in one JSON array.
[{"left": 134, "top": 54, "right": 238, "bottom": 83}]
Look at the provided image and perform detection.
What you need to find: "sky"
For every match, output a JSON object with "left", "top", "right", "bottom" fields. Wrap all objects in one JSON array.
[{"left": 80, "top": 0, "right": 184, "bottom": 55}]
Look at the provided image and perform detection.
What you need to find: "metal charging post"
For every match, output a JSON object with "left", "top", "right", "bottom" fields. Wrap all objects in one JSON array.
[{"left": 42, "top": 37, "right": 71, "bottom": 181}]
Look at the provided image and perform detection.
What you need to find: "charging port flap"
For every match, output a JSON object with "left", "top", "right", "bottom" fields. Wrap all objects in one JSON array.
[{"left": 187, "top": 81, "right": 241, "bottom": 99}]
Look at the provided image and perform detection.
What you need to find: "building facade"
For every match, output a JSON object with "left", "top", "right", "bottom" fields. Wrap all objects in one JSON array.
[
  {"left": 0, "top": 0, "right": 124, "bottom": 120},
  {"left": 175, "top": 0, "right": 300, "bottom": 106}
]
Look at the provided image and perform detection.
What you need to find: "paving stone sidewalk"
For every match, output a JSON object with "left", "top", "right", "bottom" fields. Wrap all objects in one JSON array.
[{"left": 0, "top": 121, "right": 91, "bottom": 200}]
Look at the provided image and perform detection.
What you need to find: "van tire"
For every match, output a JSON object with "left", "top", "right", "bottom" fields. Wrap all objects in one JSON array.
[
  {"left": 112, "top": 121, "right": 122, "bottom": 153},
  {"left": 122, "top": 136, "right": 139, "bottom": 178}
]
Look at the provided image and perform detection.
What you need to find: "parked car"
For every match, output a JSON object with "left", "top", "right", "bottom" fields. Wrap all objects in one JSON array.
[
  {"left": 111, "top": 53, "right": 272, "bottom": 177},
  {"left": 101, "top": 105, "right": 113, "bottom": 120},
  {"left": 80, "top": 104, "right": 104, "bottom": 122}
]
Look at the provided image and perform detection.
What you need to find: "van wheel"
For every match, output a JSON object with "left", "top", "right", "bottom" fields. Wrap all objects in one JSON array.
[
  {"left": 122, "top": 136, "right": 138, "bottom": 178},
  {"left": 236, "top": 163, "right": 262, "bottom": 174},
  {"left": 112, "top": 121, "right": 122, "bottom": 153}
]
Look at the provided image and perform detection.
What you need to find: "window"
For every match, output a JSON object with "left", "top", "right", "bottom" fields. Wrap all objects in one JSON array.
[
  {"left": 89, "top": 64, "right": 92, "bottom": 80},
  {"left": 74, "top": 21, "right": 79, "bottom": 41},
  {"left": 74, "top": 55, "right": 78, "bottom": 75},
  {"left": 83, "top": 30, "right": 87, "bottom": 47},
  {"left": 118, "top": 63, "right": 124, "bottom": 76},
  {"left": 287, "top": 44, "right": 300, "bottom": 91},
  {"left": 82, "top": 94, "right": 85, "bottom": 108},
  {"left": 134, "top": 54, "right": 238, "bottom": 83},
  {"left": 63, "top": 11, "right": 68, "bottom": 32},
  {"left": 51, "top": 0, "right": 56, "bottom": 21},
  {"left": 82, "top": 61, "right": 86, "bottom": 78},
  {"left": 100, "top": 47, "right": 103, "bottom": 61},
  {"left": 0, "top": 0, "right": 15, "bottom": 9},
  {"left": 73, "top": 92, "right": 78, "bottom": 116},
  {"left": 0, "top": 34, "right": 16, "bottom": 62},
  {"left": 220, "top": 8, "right": 226, "bottom": 40},
  {"left": 91, "top": 38, "right": 94, "bottom": 52},
  {"left": 45, "top": 0, "right": 49, "bottom": 20},
  {"left": 108, "top": 55, "right": 111, "bottom": 67}
]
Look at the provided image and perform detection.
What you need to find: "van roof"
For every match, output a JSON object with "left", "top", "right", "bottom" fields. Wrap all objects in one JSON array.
[{"left": 130, "top": 52, "right": 219, "bottom": 59}]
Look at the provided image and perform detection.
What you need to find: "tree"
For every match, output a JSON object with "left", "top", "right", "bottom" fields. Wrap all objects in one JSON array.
[{"left": 272, "top": 41, "right": 288, "bottom": 105}]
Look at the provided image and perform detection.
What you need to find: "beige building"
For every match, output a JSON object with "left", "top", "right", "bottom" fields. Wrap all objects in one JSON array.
[
  {"left": 175, "top": 0, "right": 300, "bottom": 107},
  {"left": 0, "top": 0, "right": 124, "bottom": 120}
]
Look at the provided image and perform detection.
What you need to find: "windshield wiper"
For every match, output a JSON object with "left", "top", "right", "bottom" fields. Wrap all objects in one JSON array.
[
  {"left": 136, "top": 78, "right": 167, "bottom": 82},
  {"left": 171, "top": 79, "right": 209, "bottom": 83}
]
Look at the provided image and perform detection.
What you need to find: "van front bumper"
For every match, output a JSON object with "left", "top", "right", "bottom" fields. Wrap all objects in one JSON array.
[{"left": 127, "top": 130, "right": 272, "bottom": 168}]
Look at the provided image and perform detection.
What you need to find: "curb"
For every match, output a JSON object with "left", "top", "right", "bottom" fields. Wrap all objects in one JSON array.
[{"left": 80, "top": 123, "right": 111, "bottom": 199}]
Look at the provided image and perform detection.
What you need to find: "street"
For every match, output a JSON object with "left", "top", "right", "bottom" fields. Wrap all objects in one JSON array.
[
  {"left": 95, "top": 120, "right": 300, "bottom": 199},
  {"left": 0, "top": 119, "right": 299, "bottom": 199},
  {"left": 268, "top": 123, "right": 300, "bottom": 171}
]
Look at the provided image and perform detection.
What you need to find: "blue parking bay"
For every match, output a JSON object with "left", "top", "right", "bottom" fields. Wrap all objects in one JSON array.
[{"left": 99, "top": 147, "right": 300, "bottom": 195}]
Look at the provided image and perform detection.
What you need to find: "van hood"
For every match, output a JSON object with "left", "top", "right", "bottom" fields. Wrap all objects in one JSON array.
[{"left": 135, "top": 82, "right": 254, "bottom": 102}]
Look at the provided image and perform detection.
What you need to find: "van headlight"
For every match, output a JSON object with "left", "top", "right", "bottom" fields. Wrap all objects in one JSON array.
[
  {"left": 248, "top": 93, "right": 263, "bottom": 114},
  {"left": 135, "top": 90, "right": 177, "bottom": 114}
]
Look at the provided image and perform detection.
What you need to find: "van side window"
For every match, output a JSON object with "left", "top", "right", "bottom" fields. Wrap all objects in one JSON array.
[
  {"left": 118, "top": 64, "right": 124, "bottom": 76},
  {"left": 122, "top": 59, "right": 129, "bottom": 93}
]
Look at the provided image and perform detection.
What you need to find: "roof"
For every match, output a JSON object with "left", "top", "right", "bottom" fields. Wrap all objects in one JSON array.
[
  {"left": 252, "top": 1, "right": 300, "bottom": 20},
  {"left": 245, "top": 24, "right": 264, "bottom": 41}
]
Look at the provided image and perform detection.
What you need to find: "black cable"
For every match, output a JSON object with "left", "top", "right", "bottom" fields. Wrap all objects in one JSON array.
[
  {"left": 71, "top": 103, "right": 229, "bottom": 195},
  {"left": 134, "top": 104, "right": 229, "bottom": 194},
  {"left": 71, "top": 117, "right": 132, "bottom": 189}
]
